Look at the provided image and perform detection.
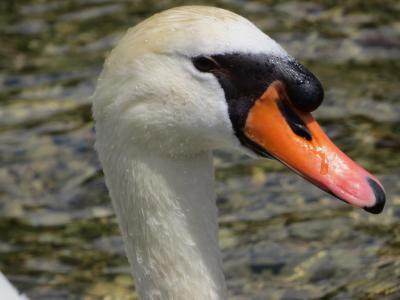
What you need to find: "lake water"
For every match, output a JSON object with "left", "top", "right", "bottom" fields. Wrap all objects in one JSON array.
[{"left": 0, "top": 0, "right": 399, "bottom": 299}]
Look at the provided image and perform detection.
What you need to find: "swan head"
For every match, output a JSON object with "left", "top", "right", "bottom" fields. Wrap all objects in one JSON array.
[
  {"left": 93, "top": 6, "right": 288, "bottom": 154},
  {"left": 93, "top": 6, "right": 385, "bottom": 213}
]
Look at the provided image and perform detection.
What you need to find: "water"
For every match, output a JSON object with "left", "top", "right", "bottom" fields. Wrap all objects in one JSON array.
[{"left": 1, "top": 0, "right": 399, "bottom": 299}]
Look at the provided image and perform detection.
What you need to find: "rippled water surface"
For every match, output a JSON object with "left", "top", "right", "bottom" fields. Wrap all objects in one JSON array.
[{"left": 1, "top": 0, "right": 400, "bottom": 299}]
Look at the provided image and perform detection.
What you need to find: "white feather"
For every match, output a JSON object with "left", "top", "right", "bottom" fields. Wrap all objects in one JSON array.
[{"left": 0, "top": 271, "right": 29, "bottom": 300}]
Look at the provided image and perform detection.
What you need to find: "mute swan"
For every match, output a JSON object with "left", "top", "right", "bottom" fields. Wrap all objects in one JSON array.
[{"left": 92, "top": 6, "right": 386, "bottom": 300}]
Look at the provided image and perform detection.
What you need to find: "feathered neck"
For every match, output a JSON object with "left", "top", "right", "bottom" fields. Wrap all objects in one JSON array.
[{"left": 98, "top": 145, "right": 227, "bottom": 299}]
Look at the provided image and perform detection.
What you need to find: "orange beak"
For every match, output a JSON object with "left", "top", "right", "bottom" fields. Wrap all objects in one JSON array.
[{"left": 244, "top": 81, "right": 385, "bottom": 213}]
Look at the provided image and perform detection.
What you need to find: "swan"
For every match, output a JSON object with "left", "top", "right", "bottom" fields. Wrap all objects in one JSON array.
[{"left": 92, "top": 6, "right": 386, "bottom": 300}]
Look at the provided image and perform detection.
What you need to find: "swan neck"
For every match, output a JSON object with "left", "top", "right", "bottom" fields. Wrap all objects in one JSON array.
[{"left": 103, "top": 150, "right": 226, "bottom": 300}]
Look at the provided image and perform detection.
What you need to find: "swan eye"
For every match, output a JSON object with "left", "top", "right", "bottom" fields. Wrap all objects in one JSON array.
[{"left": 192, "top": 56, "right": 218, "bottom": 72}]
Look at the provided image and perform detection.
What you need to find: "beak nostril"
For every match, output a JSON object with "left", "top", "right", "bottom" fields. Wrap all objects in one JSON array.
[
  {"left": 364, "top": 177, "right": 386, "bottom": 214},
  {"left": 277, "top": 101, "right": 312, "bottom": 141}
]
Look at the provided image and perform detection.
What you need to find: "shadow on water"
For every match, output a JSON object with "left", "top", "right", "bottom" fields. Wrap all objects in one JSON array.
[{"left": 0, "top": 0, "right": 399, "bottom": 299}]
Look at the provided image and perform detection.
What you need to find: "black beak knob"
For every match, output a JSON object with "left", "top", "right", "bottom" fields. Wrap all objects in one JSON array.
[{"left": 279, "top": 59, "right": 324, "bottom": 112}]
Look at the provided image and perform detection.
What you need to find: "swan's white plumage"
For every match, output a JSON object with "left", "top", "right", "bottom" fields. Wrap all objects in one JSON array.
[
  {"left": 0, "top": 271, "right": 29, "bottom": 300},
  {"left": 92, "top": 6, "right": 287, "bottom": 299},
  {"left": 104, "top": 6, "right": 286, "bottom": 68}
]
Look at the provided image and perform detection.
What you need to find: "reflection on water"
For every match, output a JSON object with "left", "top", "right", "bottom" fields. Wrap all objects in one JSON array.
[{"left": 0, "top": 0, "right": 399, "bottom": 299}]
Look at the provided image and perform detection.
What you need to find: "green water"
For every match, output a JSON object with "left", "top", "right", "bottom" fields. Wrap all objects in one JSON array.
[{"left": 0, "top": 0, "right": 399, "bottom": 299}]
